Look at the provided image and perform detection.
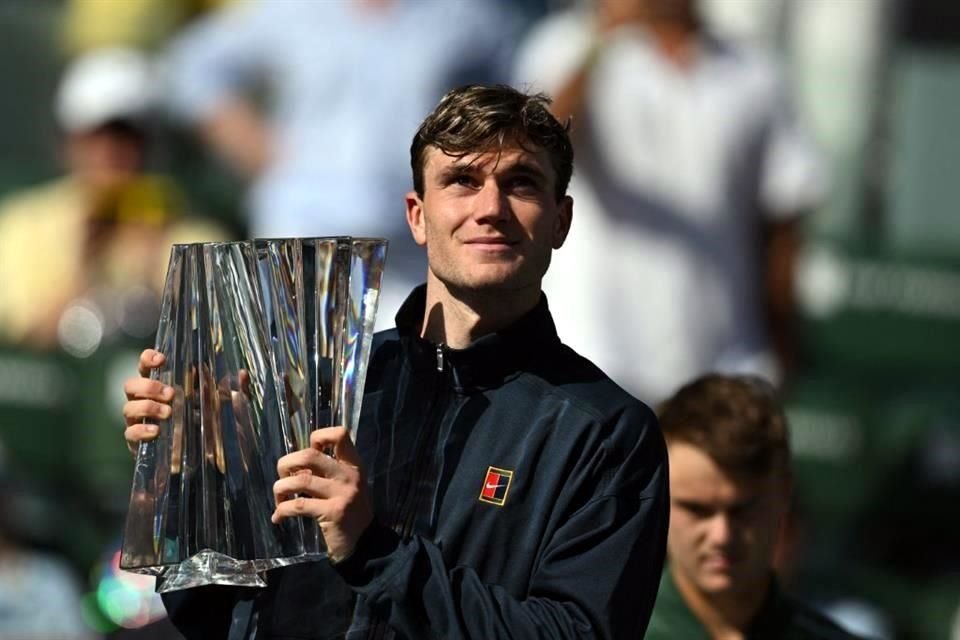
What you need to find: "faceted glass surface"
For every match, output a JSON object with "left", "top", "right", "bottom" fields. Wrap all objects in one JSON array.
[{"left": 120, "top": 238, "right": 387, "bottom": 591}]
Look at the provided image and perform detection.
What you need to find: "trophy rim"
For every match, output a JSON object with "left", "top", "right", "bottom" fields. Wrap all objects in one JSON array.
[{"left": 170, "top": 237, "right": 390, "bottom": 249}]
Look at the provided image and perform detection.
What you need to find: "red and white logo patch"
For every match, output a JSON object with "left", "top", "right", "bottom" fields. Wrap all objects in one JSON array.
[{"left": 478, "top": 466, "right": 513, "bottom": 507}]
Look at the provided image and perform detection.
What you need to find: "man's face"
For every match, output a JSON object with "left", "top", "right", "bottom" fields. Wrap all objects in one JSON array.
[
  {"left": 66, "top": 126, "right": 143, "bottom": 192},
  {"left": 405, "top": 144, "right": 572, "bottom": 295},
  {"left": 667, "top": 441, "right": 788, "bottom": 597}
]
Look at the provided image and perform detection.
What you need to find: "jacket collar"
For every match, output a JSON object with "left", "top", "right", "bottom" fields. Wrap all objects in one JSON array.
[{"left": 394, "top": 284, "right": 561, "bottom": 391}]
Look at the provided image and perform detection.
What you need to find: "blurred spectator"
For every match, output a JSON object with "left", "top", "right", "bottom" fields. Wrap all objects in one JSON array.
[
  {"left": 648, "top": 374, "right": 862, "bottom": 639},
  {"left": 163, "top": 0, "right": 524, "bottom": 328},
  {"left": 0, "top": 440, "right": 93, "bottom": 639},
  {"left": 514, "top": 0, "right": 826, "bottom": 405},
  {"left": 0, "top": 47, "right": 228, "bottom": 351}
]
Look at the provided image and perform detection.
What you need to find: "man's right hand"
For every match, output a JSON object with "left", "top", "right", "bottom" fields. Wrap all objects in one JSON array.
[{"left": 122, "top": 348, "right": 174, "bottom": 454}]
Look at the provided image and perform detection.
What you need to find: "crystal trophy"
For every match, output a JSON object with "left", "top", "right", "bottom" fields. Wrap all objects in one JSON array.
[{"left": 119, "top": 237, "right": 387, "bottom": 592}]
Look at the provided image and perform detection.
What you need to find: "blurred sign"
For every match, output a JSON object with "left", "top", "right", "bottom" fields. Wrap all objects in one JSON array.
[{"left": 796, "top": 239, "right": 960, "bottom": 372}]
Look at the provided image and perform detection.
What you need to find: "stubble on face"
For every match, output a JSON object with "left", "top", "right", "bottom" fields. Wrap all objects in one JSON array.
[{"left": 412, "top": 145, "right": 570, "bottom": 301}]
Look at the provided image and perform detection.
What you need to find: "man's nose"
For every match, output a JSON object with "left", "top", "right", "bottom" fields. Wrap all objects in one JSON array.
[
  {"left": 706, "top": 513, "right": 733, "bottom": 546},
  {"left": 473, "top": 180, "right": 509, "bottom": 223}
]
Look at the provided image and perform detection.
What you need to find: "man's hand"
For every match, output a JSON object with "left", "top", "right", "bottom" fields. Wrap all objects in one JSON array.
[
  {"left": 272, "top": 427, "right": 373, "bottom": 563},
  {"left": 122, "top": 348, "right": 173, "bottom": 454}
]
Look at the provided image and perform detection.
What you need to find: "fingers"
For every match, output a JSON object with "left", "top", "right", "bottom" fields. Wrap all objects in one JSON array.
[
  {"left": 123, "top": 349, "right": 168, "bottom": 457},
  {"left": 122, "top": 397, "right": 169, "bottom": 451},
  {"left": 271, "top": 494, "right": 333, "bottom": 524},
  {"left": 271, "top": 472, "right": 352, "bottom": 525},
  {"left": 124, "top": 376, "right": 174, "bottom": 403},
  {"left": 276, "top": 447, "right": 341, "bottom": 480},
  {"left": 124, "top": 422, "right": 160, "bottom": 447},
  {"left": 273, "top": 470, "right": 336, "bottom": 503},
  {"left": 123, "top": 398, "right": 171, "bottom": 425},
  {"left": 138, "top": 349, "right": 166, "bottom": 378},
  {"left": 309, "top": 426, "right": 362, "bottom": 467}
]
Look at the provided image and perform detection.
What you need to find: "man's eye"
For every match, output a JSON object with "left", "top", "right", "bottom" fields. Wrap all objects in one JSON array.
[
  {"left": 452, "top": 174, "right": 476, "bottom": 188},
  {"left": 508, "top": 176, "right": 538, "bottom": 191},
  {"left": 682, "top": 504, "right": 713, "bottom": 519}
]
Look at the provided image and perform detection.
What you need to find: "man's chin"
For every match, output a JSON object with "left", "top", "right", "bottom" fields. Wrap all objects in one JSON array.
[
  {"left": 696, "top": 564, "right": 769, "bottom": 598},
  {"left": 448, "top": 271, "right": 532, "bottom": 294},
  {"left": 696, "top": 572, "right": 736, "bottom": 595}
]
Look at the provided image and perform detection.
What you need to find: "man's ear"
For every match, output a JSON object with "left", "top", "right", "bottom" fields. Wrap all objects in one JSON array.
[
  {"left": 405, "top": 191, "right": 427, "bottom": 246},
  {"left": 552, "top": 195, "right": 573, "bottom": 249}
]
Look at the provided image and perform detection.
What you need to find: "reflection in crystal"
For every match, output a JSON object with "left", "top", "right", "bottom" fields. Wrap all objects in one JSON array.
[{"left": 119, "top": 238, "right": 387, "bottom": 591}]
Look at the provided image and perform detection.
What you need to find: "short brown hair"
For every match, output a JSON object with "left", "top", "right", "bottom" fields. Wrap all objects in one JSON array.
[
  {"left": 657, "top": 374, "right": 790, "bottom": 478},
  {"left": 410, "top": 84, "right": 573, "bottom": 201}
]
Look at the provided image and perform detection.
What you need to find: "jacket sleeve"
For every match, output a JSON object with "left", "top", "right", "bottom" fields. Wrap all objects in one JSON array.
[{"left": 333, "top": 405, "right": 670, "bottom": 640}]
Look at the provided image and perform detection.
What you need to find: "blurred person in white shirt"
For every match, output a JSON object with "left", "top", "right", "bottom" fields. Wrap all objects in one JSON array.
[{"left": 514, "top": 0, "right": 826, "bottom": 404}]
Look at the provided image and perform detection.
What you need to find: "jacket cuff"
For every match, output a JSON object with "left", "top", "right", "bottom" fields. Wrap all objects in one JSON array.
[{"left": 331, "top": 522, "right": 402, "bottom": 589}]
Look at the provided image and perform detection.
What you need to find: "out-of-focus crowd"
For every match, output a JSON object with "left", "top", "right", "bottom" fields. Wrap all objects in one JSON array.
[{"left": 0, "top": 0, "right": 957, "bottom": 638}]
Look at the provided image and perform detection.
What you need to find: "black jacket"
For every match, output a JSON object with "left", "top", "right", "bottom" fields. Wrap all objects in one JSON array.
[{"left": 164, "top": 287, "right": 669, "bottom": 639}]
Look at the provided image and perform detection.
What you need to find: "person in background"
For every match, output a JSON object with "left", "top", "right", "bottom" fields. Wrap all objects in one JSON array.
[
  {"left": 514, "top": 0, "right": 826, "bottom": 405},
  {"left": 0, "top": 47, "right": 227, "bottom": 350},
  {"left": 0, "top": 439, "right": 92, "bottom": 639},
  {"left": 163, "top": 0, "right": 526, "bottom": 331},
  {"left": 121, "top": 84, "right": 670, "bottom": 639},
  {"left": 648, "top": 374, "right": 862, "bottom": 639}
]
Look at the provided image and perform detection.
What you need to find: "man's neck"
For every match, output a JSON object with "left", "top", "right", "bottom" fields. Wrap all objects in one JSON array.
[
  {"left": 419, "top": 275, "right": 541, "bottom": 349},
  {"left": 671, "top": 565, "right": 771, "bottom": 640}
]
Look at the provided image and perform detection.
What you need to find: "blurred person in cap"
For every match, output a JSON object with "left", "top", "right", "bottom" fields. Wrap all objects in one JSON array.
[
  {"left": 514, "top": 0, "right": 826, "bottom": 406},
  {"left": 648, "top": 374, "right": 863, "bottom": 639},
  {"left": 0, "top": 47, "right": 227, "bottom": 350}
]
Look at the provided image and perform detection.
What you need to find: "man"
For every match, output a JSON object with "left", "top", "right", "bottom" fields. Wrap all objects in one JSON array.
[
  {"left": 514, "top": 0, "right": 825, "bottom": 404},
  {"left": 122, "top": 85, "right": 669, "bottom": 638},
  {"left": 648, "top": 374, "right": 861, "bottom": 639},
  {"left": 0, "top": 47, "right": 226, "bottom": 349}
]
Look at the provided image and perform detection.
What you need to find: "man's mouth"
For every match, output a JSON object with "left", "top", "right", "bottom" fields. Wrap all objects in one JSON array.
[
  {"left": 465, "top": 237, "right": 514, "bottom": 245},
  {"left": 702, "top": 551, "right": 741, "bottom": 571}
]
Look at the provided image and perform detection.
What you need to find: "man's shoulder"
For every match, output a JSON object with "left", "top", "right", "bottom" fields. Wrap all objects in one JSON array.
[
  {"left": 529, "top": 340, "right": 658, "bottom": 431},
  {"left": 0, "top": 179, "right": 79, "bottom": 223},
  {"left": 366, "top": 327, "right": 402, "bottom": 373},
  {"left": 370, "top": 327, "right": 400, "bottom": 362},
  {"left": 513, "top": 9, "right": 594, "bottom": 91},
  {"left": 372, "top": 326, "right": 400, "bottom": 347},
  {"left": 521, "top": 8, "right": 591, "bottom": 48}
]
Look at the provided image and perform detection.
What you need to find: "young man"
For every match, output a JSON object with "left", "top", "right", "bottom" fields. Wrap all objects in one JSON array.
[
  {"left": 122, "top": 85, "right": 669, "bottom": 639},
  {"left": 0, "top": 47, "right": 227, "bottom": 348},
  {"left": 648, "top": 375, "right": 860, "bottom": 639}
]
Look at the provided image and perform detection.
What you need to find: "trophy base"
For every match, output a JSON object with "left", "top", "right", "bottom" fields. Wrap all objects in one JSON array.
[{"left": 133, "top": 550, "right": 328, "bottom": 593}]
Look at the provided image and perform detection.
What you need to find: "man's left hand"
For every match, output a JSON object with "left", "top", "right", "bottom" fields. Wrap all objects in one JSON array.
[{"left": 272, "top": 426, "right": 373, "bottom": 563}]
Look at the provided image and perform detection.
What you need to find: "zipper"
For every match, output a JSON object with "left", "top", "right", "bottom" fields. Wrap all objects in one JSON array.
[
  {"left": 396, "top": 342, "right": 449, "bottom": 537},
  {"left": 369, "top": 342, "right": 449, "bottom": 640}
]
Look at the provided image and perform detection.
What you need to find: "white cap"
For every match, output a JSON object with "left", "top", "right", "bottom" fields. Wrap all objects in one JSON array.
[{"left": 55, "top": 47, "right": 156, "bottom": 133}]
